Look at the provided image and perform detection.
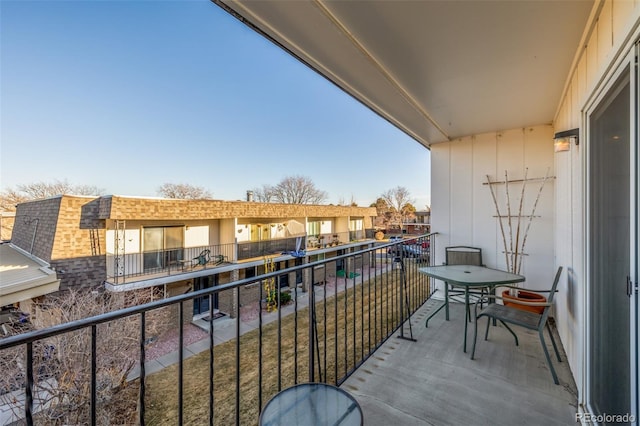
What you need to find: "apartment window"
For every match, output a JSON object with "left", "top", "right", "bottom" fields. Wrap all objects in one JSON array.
[
  {"left": 307, "top": 221, "right": 321, "bottom": 236},
  {"left": 143, "top": 226, "right": 184, "bottom": 271}
]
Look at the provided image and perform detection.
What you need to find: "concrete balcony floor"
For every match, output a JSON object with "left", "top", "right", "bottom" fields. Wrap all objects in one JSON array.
[{"left": 342, "top": 299, "right": 578, "bottom": 426}]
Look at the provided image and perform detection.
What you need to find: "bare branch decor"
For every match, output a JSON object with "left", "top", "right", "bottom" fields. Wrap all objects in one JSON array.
[{"left": 486, "top": 167, "right": 551, "bottom": 276}]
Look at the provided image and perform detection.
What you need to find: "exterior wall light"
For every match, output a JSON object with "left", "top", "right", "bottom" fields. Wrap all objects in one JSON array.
[{"left": 554, "top": 128, "right": 579, "bottom": 152}]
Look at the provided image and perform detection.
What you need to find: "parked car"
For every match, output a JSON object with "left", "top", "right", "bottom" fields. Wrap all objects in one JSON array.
[{"left": 387, "top": 244, "right": 429, "bottom": 261}]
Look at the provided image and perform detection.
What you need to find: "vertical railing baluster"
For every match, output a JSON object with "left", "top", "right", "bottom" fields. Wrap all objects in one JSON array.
[
  {"left": 368, "top": 252, "right": 372, "bottom": 353},
  {"left": 209, "top": 294, "right": 214, "bottom": 426},
  {"left": 322, "top": 267, "right": 327, "bottom": 382},
  {"left": 374, "top": 250, "right": 378, "bottom": 347},
  {"left": 91, "top": 324, "right": 97, "bottom": 425},
  {"left": 235, "top": 287, "right": 241, "bottom": 425},
  {"left": 352, "top": 259, "right": 356, "bottom": 368},
  {"left": 277, "top": 277, "right": 282, "bottom": 391},
  {"left": 385, "top": 258, "right": 389, "bottom": 338},
  {"left": 178, "top": 302, "right": 184, "bottom": 425},
  {"left": 308, "top": 268, "right": 315, "bottom": 382},
  {"left": 139, "top": 313, "right": 146, "bottom": 426},
  {"left": 334, "top": 263, "right": 338, "bottom": 385},
  {"left": 294, "top": 282, "right": 298, "bottom": 384},
  {"left": 26, "top": 342, "right": 33, "bottom": 426},
  {"left": 343, "top": 271, "right": 348, "bottom": 379},
  {"left": 258, "top": 280, "right": 263, "bottom": 410},
  {"left": 360, "top": 262, "right": 364, "bottom": 360}
]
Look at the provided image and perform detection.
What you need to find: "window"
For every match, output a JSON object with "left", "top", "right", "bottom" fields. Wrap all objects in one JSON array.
[{"left": 142, "top": 226, "right": 184, "bottom": 270}]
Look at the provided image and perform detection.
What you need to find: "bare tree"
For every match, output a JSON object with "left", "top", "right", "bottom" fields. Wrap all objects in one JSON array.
[
  {"left": 157, "top": 183, "right": 212, "bottom": 199},
  {"left": 381, "top": 186, "right": 415, "bottom": 232},
  {"left": 0, "top": 180, "right": 104, "bottom": 213},
  {"left": 0, "top": 181, "right": 104, "bottom": 217},
  {"left": 251, "top": 184, "right": 276, "bottom": 202},
  {"left": 0, "top": 188, "right": 29, "bottom": 212},
  {"left": 336, "top": 195, "right": 358, "bottom": 207},
  {"left": 17, "top": 180, "right": 103, "bottom": 200},
  {"left": 263, "top": 175, "right": 328, "bottom": 204},
  {"left": 0, "top": 288, "right": 163, "bottom": 425}
]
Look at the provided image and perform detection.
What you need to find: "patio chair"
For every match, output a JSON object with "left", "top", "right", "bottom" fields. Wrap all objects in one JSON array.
[
  {"left": 192, "top": 249, "right": 211, "bottom": 267},
  {"left": 444, "top": 246, "right": 484, "bottom": 321},
  {"left": 212, "top": 254, "right": 227, "bottom": 265},
  {"left": 471, "top": 266, "right": 563, "bottom": 384}
]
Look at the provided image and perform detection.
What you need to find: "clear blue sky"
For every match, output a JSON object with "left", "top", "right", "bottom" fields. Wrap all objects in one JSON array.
[{"left": 1, "top": 0, "right": 431, "bottom": 209}]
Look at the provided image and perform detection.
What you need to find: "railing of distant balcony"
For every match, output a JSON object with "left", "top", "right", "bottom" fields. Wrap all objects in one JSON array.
[
  {"left": 306, "top": 231, "right": 353, "bottom": 249},
  {"left": 106, "top": 243, "right": 236, "bottom": 284},
  {"left": 1, "top": 233, "right": 437, "bottom": 425},
  {"left": 237, "top": 236, "right": 301, "bottom": 260}
]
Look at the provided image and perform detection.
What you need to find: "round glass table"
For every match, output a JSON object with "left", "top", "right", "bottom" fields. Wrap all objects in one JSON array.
[{"left": 259, "top": 382, "right": 363, "bottom": 426}]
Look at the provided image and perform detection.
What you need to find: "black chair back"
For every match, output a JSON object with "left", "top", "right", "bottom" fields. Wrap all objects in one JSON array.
[{"left": 445, "top": 246, "right": 483, "bottom": 266}]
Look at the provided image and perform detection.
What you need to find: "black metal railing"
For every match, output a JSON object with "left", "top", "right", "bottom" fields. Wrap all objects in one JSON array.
[
  {"left": 1, "top": 233, "right": 437, "bottom": 425},
  {"left": 305, "top": 231, "right": 352, "bottom": 249},
  {"left": 106, "top": 243, "right": 236, "bottom": 283},
  {"left": 237, "top": 236, "right": 301, "bottom": 260}
]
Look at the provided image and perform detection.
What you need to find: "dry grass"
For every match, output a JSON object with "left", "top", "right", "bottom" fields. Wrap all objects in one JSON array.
[{"left": 144, "top": 265, "right": 429, "bottom": 425}]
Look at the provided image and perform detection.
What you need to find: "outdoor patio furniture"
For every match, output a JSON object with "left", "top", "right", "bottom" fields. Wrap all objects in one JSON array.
[
  {"left": 420, "top": 264, "right": 525, "bottom": 352},
  {"left": 471, "top": 266, "right": 563, "bottom": 384},
  {"left": 445, "top": 246, "right": 485, "bottom": 319},
  {"left": 259, "top": 383, "right": 363, "bottom": 426},
  {"left": 424, "top": 246, "right": 485, "bottom": 327},
  {"left": 192, "top": 249, "right": 211, "bottom": 267}
]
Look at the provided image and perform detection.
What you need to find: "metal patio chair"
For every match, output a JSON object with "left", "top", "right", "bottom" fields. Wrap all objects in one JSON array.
[
  {"left": 192, "top": 249, "right": 211, "bottom": 267},
  {"left": 445, "top": 246, "right": 484, "bottom": 321},
  {"left": 471, "top": 266, "right": 563, "bottom": 384}
]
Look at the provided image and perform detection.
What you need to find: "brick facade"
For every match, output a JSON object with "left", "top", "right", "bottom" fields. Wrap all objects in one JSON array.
[{"left": 13, "top": 196, "right": 106, "bottom": 291}]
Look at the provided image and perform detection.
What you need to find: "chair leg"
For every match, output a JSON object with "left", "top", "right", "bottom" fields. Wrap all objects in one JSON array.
[
  {"left": 444, "top": 283, "right": 450, "bottom": 320},
  {"left": 471, "top": 313, "right": 482, "bottom": 359},
  {"left": 539, "top": 329, "right": 559, "bottom": 385},
  {"left": 484, "top": 315, "right": 491, "bottom": 340},
  {"left": 500, "top": 320, "right": 519, "bottom": 346},
  {"left": 546, "top": 322, "right": 562, "bottom": 362}
]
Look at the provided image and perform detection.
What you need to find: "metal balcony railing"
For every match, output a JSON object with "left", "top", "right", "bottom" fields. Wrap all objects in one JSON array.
[
  {"left": 1, "top": 233, "right": 437, "bottom": 425},
  {"left": 106, "top": 243, "right": 236, "bottom": 284}
]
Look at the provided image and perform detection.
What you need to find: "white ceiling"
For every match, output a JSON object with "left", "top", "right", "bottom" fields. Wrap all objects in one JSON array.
[{"left": 215, "top": 0, "right": 594, "bottom": 148}]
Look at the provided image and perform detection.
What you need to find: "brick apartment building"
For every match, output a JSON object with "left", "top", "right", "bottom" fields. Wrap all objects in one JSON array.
[{"left": 2, "top": 194, "right": 377, "bottom": 321}]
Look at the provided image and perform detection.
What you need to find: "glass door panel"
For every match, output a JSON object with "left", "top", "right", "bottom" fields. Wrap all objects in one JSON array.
[
  {"left": 143, "top": 227, "right": 163, "bottom": 270},
  {"left": 589, "top": 69, "right": 631, "bottom": 419}
]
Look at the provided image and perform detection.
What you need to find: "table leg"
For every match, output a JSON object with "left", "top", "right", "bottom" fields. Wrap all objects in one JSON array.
[
  {"left": 425, "top": 300, "right": 447, "bottom": 327},
  {"left": 444, "top": 283, "right": 450, "bottom": 320},
  {"left": 425, "top": 281, "right": 450, "bottom": 327},
  {"left": 463, "top": 287, "right": 470, "bottom": 352}
]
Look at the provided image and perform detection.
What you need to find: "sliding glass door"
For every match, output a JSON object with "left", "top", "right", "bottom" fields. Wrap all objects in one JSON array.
[
  {"left": 143, "top": 226, "right": 184, "bottom": 271},
  {"left": 587, "top": 53, "right": 638, "bottom": 422}
]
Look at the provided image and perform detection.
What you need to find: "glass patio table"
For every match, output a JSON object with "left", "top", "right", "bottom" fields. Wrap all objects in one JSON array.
[
  {"left": 259, "top": 382, "right": 363, "bottom": 426},
  {"left": 418, "top": 264, "right": 525, "bottom": 352}
]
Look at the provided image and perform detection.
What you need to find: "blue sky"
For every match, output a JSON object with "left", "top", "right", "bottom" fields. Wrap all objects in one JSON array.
[{"left": 1, "top": 0, "right": 431, "bottom": 209}]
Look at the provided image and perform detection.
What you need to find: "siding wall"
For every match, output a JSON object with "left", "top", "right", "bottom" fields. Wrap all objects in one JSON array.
[
  {"left": 431, "top": 125, "right": 556, "bottom": 296},
  {"left": 431, "top": 0, "right": 640, "bottom": 408},
  {"left": 553, "top": 0, "right": 640, "bottom": 404}
]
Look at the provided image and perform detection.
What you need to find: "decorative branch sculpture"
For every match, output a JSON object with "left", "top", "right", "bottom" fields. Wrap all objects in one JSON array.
[{"left": 487, "top": 167, "right": 551, "bottom": 275}]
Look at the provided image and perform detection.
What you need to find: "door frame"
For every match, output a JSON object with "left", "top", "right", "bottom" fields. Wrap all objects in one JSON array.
[{"left": 583, "top": 45, "right": 638, "bottom": 422}]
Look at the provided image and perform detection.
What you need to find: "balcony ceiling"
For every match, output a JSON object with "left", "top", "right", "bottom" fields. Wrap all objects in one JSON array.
[{"left": 215, "top": 0, "right": 594, "bottom": 147}]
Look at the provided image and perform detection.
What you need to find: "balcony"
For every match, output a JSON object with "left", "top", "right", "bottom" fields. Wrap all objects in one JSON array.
[
  {"left": 342, "top": 301, "right": 577, "bottom": 425},
  {"left": 0, "top": 233, "right": 577, "bottom": 425},
  {"left": 106, "top": 231, "right": 362, "bottom": 285}
]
